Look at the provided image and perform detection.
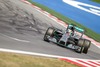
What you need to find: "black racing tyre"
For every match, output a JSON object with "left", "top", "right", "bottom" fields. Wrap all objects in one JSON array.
[
  {"left": 43, "top": 27, "right": 54, "bottom": 42},
  {"left": 77, "top": 39, "right": 85, "bottom": 53},
  {"left": 83, "top": 39, "right": 91, "bottom": 54},
  {"left": 77, "top": 39, "right": 84, "bottom": 47}
]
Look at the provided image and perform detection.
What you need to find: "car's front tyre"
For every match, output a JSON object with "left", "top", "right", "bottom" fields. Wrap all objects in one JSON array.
[{"left": 44, "top": 27, "right": 54, "bottom": 42}]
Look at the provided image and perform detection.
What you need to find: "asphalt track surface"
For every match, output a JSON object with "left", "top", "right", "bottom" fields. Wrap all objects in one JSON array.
[{"left": 0, "top": 0, "right": 100, "bottom": 60}]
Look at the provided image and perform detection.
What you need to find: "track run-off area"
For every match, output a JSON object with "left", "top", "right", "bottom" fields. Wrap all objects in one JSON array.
[
  {"left": 0, "top": 0, "right": 100, "bottom": 67},
  {"left": 31, "top": 0, "right": 100, "bottom": 33}
]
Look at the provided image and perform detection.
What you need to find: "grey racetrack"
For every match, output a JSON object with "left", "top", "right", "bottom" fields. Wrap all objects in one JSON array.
[{"left": 0, "top": 0, "right": 100, "bottom": 60}]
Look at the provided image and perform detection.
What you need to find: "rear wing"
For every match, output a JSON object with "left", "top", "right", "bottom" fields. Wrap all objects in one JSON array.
[{"left": 68, "top": 24, "right": 84, "bottom": 33}]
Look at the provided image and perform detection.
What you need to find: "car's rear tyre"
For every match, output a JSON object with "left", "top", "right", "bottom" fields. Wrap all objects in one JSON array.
[
  {"left": 77, "top": 39, "right": 85, "bottom": 53},
  {"left": 83, "top": 39, "right": 91, "bottom": 54},
  {"left": 44, "top": 27, "right": 54, "bottom": 42}
]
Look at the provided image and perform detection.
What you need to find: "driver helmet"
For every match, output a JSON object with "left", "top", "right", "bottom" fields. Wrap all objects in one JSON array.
[{"left": 70, "top": 26, "right": 75, "bottom": 36}]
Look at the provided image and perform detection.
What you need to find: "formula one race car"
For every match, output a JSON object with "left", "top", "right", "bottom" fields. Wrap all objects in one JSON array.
[{"left": 43, "top": 24, "right": 91, "bottom": 54}]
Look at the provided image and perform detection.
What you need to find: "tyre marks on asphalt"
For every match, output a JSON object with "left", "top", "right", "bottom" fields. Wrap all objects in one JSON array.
[
  {"left": 0, "top": 0, "right": 49, "bottom": 36},
  {"left": 21, "top": 0, "right": 100, "bottom": 48},
  {"left": 20, "top": 0, "right": 100, "bottom": 67},
  {"left": 0, "top": 0, "right": 100, "bottom": 66}
]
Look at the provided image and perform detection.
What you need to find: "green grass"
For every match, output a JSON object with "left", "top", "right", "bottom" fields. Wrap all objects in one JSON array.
[
  {"left": 27, "top": 0, "right": 100, "bottom": 42},
  {"left": 0, "top": 52, "right": 79, "bottom": 67},
  {"left": 92, "top": 0, "right": 100, "bottom": 3}
]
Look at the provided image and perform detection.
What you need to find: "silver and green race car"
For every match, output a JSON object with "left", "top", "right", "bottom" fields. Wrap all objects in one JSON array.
[{"left": 43, "top": 24, "right": 91, "bottom": 54}]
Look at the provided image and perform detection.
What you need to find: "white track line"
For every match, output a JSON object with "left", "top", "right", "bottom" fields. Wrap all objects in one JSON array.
[
  {"left": 0, "top": 48, "right": 99, "bottom": 60},
  {"left": 0, "top": 48, "right": 100, "bottom": 67},
  {"left": 0, "top": 33, "right": 30, "bottom": 43},
  {"left": 0, "top": 48, "right": 72, "bottom": 58}
]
